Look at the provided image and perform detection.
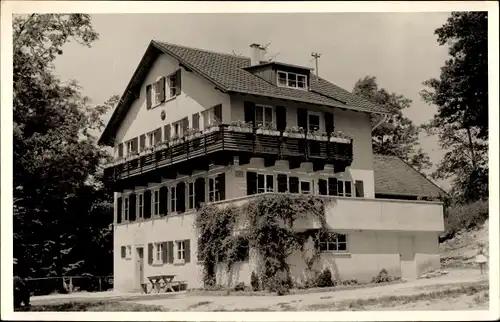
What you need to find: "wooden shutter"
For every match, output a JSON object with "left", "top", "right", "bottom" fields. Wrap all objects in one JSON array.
[
  {"left": 144, "top": 190, "right": 151, "bottom": 219},
  {"left": 289, "top": 176, "right": 299, "bottom": 193},
  {"left": 129, "top": 193, "right": 136, "bottom": 221},
  {"left": 159, "top": 186, "right": 168, "bottom": 216},
  {"left": 319, "top": 179, "right": 328, "bottom": 195},
  {"left": 146, "top": 85, "right": 152, "bottom": 109},
  {"left": 216, "top": 173, "right": 226, "bottom": 200},
  {"left": 192, "top": 113, "right": 200, "bottom": 130},
  {"left": 118, "top": 143, "right": 123, "bottom": 157},
  {"left": 246, "top": 171, "right": 257, "bottom": 195},
  {"left": 168, "top": 241, "right": 174, "bottom": 263},
  {"left": 324, "top": 112, "right": 334, "bottom": 134},
  {"left": 117, "top": 197, "right": 122, "bottom": 223},
  {"left": 121, "top": 246, "right": 126, "bottom": 258},
  {"left": 185, "top": 240, "right": 191, "bottom": 263},
  {"left": 355, "top": 180, "right": 365, "bottom": 197},
  {"left": 175, "top": 69, "right": 182, "bottom": 96},
  {"left": 159, "top": 77, "right": 166, "bottom": 102},
  {"left": 213, "top": 104, "right": 222, "bottom": 123},
  {"left": 275, "top": 106, "right": 287, "bottom": 131},
  {"left": 244, "top": 101, "right": 256, "bottom": 126},
  {"left": 139, "top": 135, "right": 146, "bottom": 151},
  {"left": 195, "top": 177, "right": 205, "bottom": 208},
  {"left": 328, "top": 178, "right": 338, "bottom": 196},
  {"left": 148, "top": 243, "right": 153, "bottom": 264},
  {"left": 154, "top": 128, "right": 162, "bottom": 144},
  {"left": 162, "top": 242, "right": 168, "bottom": 263},
  {"left": 176, "top": 182, "right": 186, "bottom": 213},
  {"left": 297, "top": 108, "right": 308, "bottom": 132},
  {"left": 277, "top": 174, "right": 288, "bottom": 192},
  {"left": 164, "top": 124, "right": 171, "bottom": 142}
]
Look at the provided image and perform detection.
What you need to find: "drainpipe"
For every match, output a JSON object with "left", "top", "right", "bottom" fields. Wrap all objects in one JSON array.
[{"left": 371, "top": 114, "right": 390, "bottom": 132}]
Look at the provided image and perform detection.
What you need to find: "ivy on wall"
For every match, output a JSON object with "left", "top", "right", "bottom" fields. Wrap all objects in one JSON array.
[{"left": 195, "top": 193, "right": 337, "bottom": 293}]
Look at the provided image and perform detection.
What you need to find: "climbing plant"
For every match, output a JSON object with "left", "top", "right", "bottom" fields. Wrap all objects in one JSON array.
[{"left": 195, "top": 193, "right": 333, "bottom": 293}]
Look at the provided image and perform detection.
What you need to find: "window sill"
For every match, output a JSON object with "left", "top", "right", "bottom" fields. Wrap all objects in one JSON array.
[
  {"left": 152, "top": 261, "right": 164, "bottom": 267},
  {"left": 320, "top": 252, "right": 351, "bottom": 258},
  {"left": 125, "top": 257, "right": 132, "bottom": 261},
  {"left": 174, "top": 260, "right": 186, "bottom": 266}
]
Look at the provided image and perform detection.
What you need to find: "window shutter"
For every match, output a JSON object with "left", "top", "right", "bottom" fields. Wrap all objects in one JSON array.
[
  {"left": 328, "top": 178, "right": 338, "bottom": 196},
  {"left": 176, "top": 182, "right": 186, "bottom": 213},
  {"left": 216, "top": 173, "right": 226, "bottom": 200},
  {"left": 148, "top": 243, "right": 153, "bottom": 264},
  {"left": 139, "top": 135, "right": 146, "bottom": 151},
  {"left": 144, "top": 190, "right": 151, "bottom": 219},
  {"left": 289, "top": 176, "right": 299, "bottom": 193},
  {"left": 118, "top": 143, "right": 123, "bottom": 157},
  {"left": 297, "top": 108, "right": 308, "bottom": 132},
  {"left": 246, "top": 171, "right": 257, "bottom": 195},
  {"left": 129, "top": 193, "right": 136, "bottom": 221},
  {"left": 175, "top": 69, "right": 182, "bottom": 96},
  {"left": 195, "top": 177, "right": 205, "bottom": 208},
  {"left": 162, "top": 242, "right": 168, "bottom": 263},
  {"left": 159, "top": 77, "right": 166, "bottom": 102},
  {"left": 319, "top": 179, "right": 328, "bottom": 195},
  {"left": 164, "top": 124, "right": 171, "bottom": 142},
  {"left": 213, "top": 104, "right": 222, "bottom": 123},
  {"left": 277, "top": 174, "right": 288, "bottom": 192},
  {"left": 192, "top": 113, "right": 200, "bottom": 130},
  {"left": 244, "top": 101, "right": 256, "bottom": 126},
  {"left": 146, "top": 85, "right": 152, "bottom": 109},
  {"left": 117, "top": 197, "right": 122, "bottom": 223},
  {"left": 159, "top": 186, "right": 168, "bottom": 216},
  {"left": 185, "top": 239, "right": 191, "bottom": 263},
  {"left": 324, "top": 112, "right": 334, "bottom": 134},
  {"left": 154, "top": 128, "right": 162, "bottom": 144},
  {"left": 275, "top": 106, "right": 287, "bottom": 132},
  {"left": 168, "top": 241, "right": 174, "bottom": 263},
  {"left": 121, "top": 246, "right": 126, "bottom": 258},
  {"left": 355, "top": 180, "right": 365, "bottom": 197}
]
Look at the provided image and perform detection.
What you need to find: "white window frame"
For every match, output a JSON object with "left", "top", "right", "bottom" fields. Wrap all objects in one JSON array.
[
  {"left": 123, "top": 196, "right": 129, "bottom": 221},
  {"left": 151, "top": 189, "right": 160, "bottom": 216},
  {"left": 153, "top": 242, "right": 163, "bottom": 264},
  {"left": 255, "top": 105, "right": 274, "bottom": 128},
  {"left": 208, "top": 176, "right": 220, "bottom": 202},
  {"left": 277, "top": 71, "right": 308, "bottom": 90},
  {"left": 126, "top": 140, "right": 134, "bottom": 156},
  {"left": 307, "top": 111, "right": 322, "bottom": 132},
  {"left": 202, "top": 107, "right": 219, "bottom": 129},
  {"left": 137, "top": 193, "right": 144, "bottom": 219},
  {"left": 176, "top": 240, "right": 186, "bottom": 262},
  {"left": 170, "top": 186, "right": 177, "bottom": 213},
  {"left": 172, "top": 121, "right": 183, "bottom": 138},
  {"left": 300, "top": 180, "right": 312, "bottom": 194},
  {"left": 319, "top": 233, "right": 348, "bottom": 253},
  {"left": 168, "top": 74, "right": 177, "bottom": 98},
  {"left": 188, "top": 182, "right": 195, "bottom": 210},
  {"left": 256, "top": 173, "right": 274, "bottom": 194},
  {"left": 126, "top": 245, "right": 132, "bottom": 259},
  {"left": 147, "top": 132, "right": 155, "bottom": 147},
  {"left": 337, "top": 180, "right": 353, "bottom": 197}
]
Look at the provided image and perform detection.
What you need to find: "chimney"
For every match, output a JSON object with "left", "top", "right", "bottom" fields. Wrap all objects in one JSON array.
[{"left": 249, "top": 43, "right": 265, "bottom": 66}]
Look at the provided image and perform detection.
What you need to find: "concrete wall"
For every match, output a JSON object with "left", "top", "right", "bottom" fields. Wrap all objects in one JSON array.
[{"left": 114, "top": 53, "right": 230, "bottom": 157}]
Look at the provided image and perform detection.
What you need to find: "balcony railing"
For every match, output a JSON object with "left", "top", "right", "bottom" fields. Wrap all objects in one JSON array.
[{"left": 105, "top": 125, "right": 354, "bottom": 181}]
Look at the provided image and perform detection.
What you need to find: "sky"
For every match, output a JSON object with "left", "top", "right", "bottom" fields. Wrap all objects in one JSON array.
[{"left": 52, "top": 12, "right": 452, "bottom": 189}]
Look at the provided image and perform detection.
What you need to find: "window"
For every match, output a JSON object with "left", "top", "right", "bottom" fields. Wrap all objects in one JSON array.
[
  {"left": 188, "top": 182, "right": 195, "bottom": 209},
  {"left": 154, "top": 81, "right": 163, "bottom": 106},
  {"left": 337, "top": 180, "right": 353, "bottom": 197},
  {"left": 277, "top": 71, "right": 308, "bottom": 90},
  {"left": 300, "top": 181, "right": 311, "bottom": 194},
  {"left": 126, "top": 245, "right": 132, "bottom": 259},
  {"left": 147, "top": 132, "right": 154, "bottom": 147},
  {"left": 202, "top": 105, "right": 222, "bottom": 128},
  {"left": 168, "top": 74, "right": 177, "bottom": 98},
  {"left": 255, "top": 105, "right": 274, "bottom": 128},
  {"left": 154, "top": 242, "right": 163, "bottom": 263},
  {"left": 308, "top": 113, "right": 321, "bottom": 132},
  {"left": 319, "top": 233, "right": 348, "bottom": 252},
  {"left": 170, "top": 186, "right": 177, "bottom": 212},
  {"left": 257, "top": 174, "right": 274, "bottom": 193},
  {"left": 123, "top": 197, "right": 129, "bottom": 221},
  {"left": 176, "top": 240, "right": 185, "bottom": 261},
  {"left": 152, "top": 189, "right": 160, "bottom": 216},
  {"left": 137, "top": 193, "right": 144, "bottom": 218},
  {"left": 126, "top": 140, "right": 134, "bottom": 155},
  {"left": 208, "top": 177, "right": 220, "bottom": 202}
]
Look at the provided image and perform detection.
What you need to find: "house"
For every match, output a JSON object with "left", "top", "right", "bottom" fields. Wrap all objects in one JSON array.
[{"left": 99, "top": 41, "right": 446, "bottom": 292}]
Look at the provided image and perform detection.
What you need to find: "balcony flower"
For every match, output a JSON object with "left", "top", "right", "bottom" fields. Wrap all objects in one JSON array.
[
  {"left": 283, "top": 126, "right": 305, "bottom": 138},
  {"left": 330, "top": 130, "right": 352, "bottom": 143},
  {"left": 228, "top": 120, "right": 253, "bottom": 133}
]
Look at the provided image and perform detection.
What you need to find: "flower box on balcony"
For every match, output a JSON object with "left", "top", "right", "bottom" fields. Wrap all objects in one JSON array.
[
  {"left": 257, "top": 128, "right": 280, "bottom": 136},
  {"left": 204, "top": 126, "right": 219, "bottom": 134},
  {"left": 330, "top": 136, "right": 351, "bottom": 144},
  {"left": 228, "top": 126, "right": 253, "bottom": 133}
]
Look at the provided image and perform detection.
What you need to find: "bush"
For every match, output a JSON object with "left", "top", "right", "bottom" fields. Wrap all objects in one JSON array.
[
  {"left": 250, "top": 271, "right": 260, "bottom": 291},
  {"left": 267, "top": 270, "right": 291, "bottom": 295},
  {"left": 316, "top": 268, "right": 334, "bottom": 288},
  {"left": 342, "top": 279, "right": 359, "bottom": 286},
  {"left": 371, "top": 269, "right": 391, "bottom": 283},
  {"left": 233, "top": 282, "right": 245, "bottom": 292},
  {"left": 442, "top": 200, "right": 488, "bottom": 240}
]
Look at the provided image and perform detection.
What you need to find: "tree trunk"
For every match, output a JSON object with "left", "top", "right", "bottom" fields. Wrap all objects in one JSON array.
[{"left": 466, "top": 126, "right": 476, "bottom": 169}]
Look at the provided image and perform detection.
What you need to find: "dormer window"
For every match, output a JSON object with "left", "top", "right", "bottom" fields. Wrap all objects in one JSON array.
[{"left": 277, "top": 71, "right": 308, "bottom": 90}]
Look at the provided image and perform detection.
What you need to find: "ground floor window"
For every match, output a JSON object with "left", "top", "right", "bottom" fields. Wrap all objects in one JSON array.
[
  {"left": 319, "top": 233, "right": 348, "bottom": 252},
  {"left": 176, "top": 240, "right": 185, "bottom": 261},
  {"left": 154, "top": 242, "right": 163, "bottom": 263},
  {"left": 170, "top": 186, "right": 177, "bottom": 212},
  {"left": 188, "top": 182, "right": 195, "bottom": 209},
  {"left": 257, "top": 173, "right": 274, "bottom": 193},
  {"left": 337, "top": 180, "right": 352, "bottom": 197},
  {"left": 123, "top": 197, "right": 129, "bottom": 221},
  {"left": 300, "top": 180, "right": 312, "bottom": 194}
]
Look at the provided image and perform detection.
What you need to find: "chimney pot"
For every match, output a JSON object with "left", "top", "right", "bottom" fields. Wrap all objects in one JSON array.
[{"left": 249, "top": 43, "right": 266, "bottom": 66}]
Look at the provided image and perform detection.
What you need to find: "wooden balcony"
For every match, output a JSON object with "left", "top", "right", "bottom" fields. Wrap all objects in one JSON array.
[{"left": 104, "top": 125, "right": 353, "bottom": 185}]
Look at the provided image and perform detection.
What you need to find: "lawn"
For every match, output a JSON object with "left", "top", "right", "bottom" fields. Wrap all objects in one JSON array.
[{"left": 17, "top": 301, "right": 164, "bottom": 312}]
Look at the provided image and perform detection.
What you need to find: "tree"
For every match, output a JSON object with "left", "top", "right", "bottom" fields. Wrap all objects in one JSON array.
[
  {"left": 420, "top": 12, "right": 488, "bottom": 203},
  {"left": 13, "top": 14, "right": 117, "bottom": 280},
  {"left": 353, "top": 76, "right": 431, "bottom": 172}
]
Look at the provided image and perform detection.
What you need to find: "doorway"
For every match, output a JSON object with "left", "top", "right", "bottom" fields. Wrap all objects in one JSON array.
[
  {"left": 398, "top": 236, "right": 417, "bottom": 280},
  {"left": 135, "top": 247, "right": 144, "bottom": 290}
]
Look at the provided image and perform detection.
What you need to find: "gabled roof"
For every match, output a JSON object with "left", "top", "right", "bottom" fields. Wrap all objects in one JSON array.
[
  {"left": 99, "top": 40, "right": 393, "bottom": 145},
  {"left": 373, "top": 154, "right": 447, "bottom": 198}
]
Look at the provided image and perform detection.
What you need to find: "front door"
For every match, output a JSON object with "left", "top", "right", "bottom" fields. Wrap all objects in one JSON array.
[
  {"left": 136, "top": 247, "right": 144, "bottom": 289},
  {"left": 398, "top": 236, "right": 417, "bottom": 280}
]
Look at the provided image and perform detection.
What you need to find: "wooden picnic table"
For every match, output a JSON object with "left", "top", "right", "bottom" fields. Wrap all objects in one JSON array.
[{"left": 146, "top": 275, "right": 176, "bottom": 293}]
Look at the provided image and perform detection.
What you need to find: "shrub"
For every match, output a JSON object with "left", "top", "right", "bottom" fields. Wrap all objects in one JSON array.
[
  {"left": 250, "top": 271, "right": 260, "bottom": 291},
  {"left": 316, "top": 268, "right": 334, "bottom": 288},
  {"left": 342, "top": 279, "right": 359, "bottom": 286},
  {"left": 267, "top": 270, "right": 291, "bottom": 295},
  {"left": 371, "top": 269, "right": 391, "bottom": 283},
  {"left": 442, "top": 200, "right": 488, "bottom": 240},
  {"left": 233, "top": 282, "right": 245, "bottom": 292}
]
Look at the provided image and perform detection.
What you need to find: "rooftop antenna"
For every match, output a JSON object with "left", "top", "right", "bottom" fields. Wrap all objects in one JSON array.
[
  {"left": 232, "top": 50, "right": 243, "bottom": 57},
  {"left": 311, "top": 52, "right": 321, "bottom": 80},
  {"left": 267, "top": 52, "right": 280, "bottom": 62}
]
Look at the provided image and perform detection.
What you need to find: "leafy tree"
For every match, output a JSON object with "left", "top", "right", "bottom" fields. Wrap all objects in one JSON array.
[
  {"left": 420, "top": 12, "right": 488, "bottom": 203},
  {"left": 353, "top": 76, "right": 431, "bottom": 172},
  {"left": 13, "top": 14, "right": 117, "bottom": 280}
]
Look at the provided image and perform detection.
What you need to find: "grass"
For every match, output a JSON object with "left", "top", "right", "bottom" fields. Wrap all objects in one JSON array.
[
  {"left": 17, "top": 301, "right": 164, "bottom": 312},
  {"left": 186, "top": 300, "right": 212, "bottom": 310}
]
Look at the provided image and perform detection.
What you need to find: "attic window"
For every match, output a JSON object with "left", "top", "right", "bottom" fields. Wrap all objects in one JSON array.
[{"left": 277, "top": 71, "right": 307, "bottom": 90}]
